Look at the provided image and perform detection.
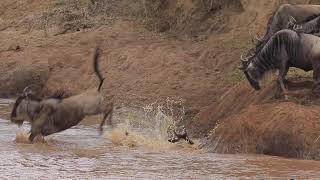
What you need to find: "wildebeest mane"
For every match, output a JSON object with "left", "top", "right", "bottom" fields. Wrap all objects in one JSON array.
[
  {"left": 93, "top": 47, "right": 105, "bottom": 92},
  {"left": 254, "top": 30, "right": 300, "bottom": 72},
  {"left": 253, "top": 7, "right": 279, "bottom": 54}
]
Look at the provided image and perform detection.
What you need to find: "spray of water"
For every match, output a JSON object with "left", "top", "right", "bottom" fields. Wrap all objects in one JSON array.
[
  {"left": 15, "top": 132, "right": 46, "bottom": 144},
  {"left": 107, "top": 97, "right": 197, "bottom": 151}
]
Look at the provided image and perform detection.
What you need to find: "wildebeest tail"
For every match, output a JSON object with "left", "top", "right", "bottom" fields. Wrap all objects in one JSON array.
[{"left": 93, "top": 47, "right": 105, "bottom": 92}]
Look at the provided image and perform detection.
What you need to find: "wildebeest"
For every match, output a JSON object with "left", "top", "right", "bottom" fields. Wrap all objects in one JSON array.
[
  {"left": 11, "top": 47, "right": 113, "bottom": 142},
  {"left": 247, "top": 4, "right": 320, "bottom": 56},
  {"left": 240, "top": 29, "right": 320, "bottom": 98},
  {"left": 241, "top": 4, "right": 320, "bottom": 93}
]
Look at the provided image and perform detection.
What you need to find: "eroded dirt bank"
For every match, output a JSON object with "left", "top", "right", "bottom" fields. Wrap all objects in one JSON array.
[
  {"left": 2, "top": 0, "right": 320, "bottom": 160},
  {"left": 199, "top": 77, "right": 320, "bottom": 160},
  {"left": 203, "top": 101, "right": 320, "bottom": 160}
]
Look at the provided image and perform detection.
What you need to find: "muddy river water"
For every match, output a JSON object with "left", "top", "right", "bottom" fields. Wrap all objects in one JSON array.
[{"left": 1, "top": 99, "right": 320, "bottom": 179}]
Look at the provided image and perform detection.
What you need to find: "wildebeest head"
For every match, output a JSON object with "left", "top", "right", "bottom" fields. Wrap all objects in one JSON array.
[
  {"left": 239, "top": 54, "right": 262, "bottom": 90},
  {"left": 10, "top": 87, "right": 66, "bottom": 126},
  {"left": 11, "top": 86, "right": 42, "bottom": 126}
]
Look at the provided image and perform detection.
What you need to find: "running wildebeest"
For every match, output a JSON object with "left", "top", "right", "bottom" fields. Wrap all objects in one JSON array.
[
  {"left": 11, "top": 47, "right": 113, "bottom": 142},
  {"left": 240, "top": 29, "right": 320, "bottom": 99}
]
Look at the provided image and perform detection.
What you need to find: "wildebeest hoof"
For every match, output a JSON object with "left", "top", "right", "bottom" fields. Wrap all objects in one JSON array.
[
  {"left": 17, "top": 122, "right": 23, "bottom": 127},
  {"left": 98, "top": 130, "right": 104, "bottom": 136},
  {"left": 98, "top": 126, "right": 104, "bottom": 135},
  {"left": 28, "top": 135, "right": 35, "bottom": 143}
]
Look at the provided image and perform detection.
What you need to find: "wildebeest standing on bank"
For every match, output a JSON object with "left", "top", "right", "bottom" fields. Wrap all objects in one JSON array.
[
  {"left": 240, "top": 29, "right": 320, "bottom": 98},
  {"left": 247, "top": 4, "right": 320, "bottom": 56},
  {"left": 11, "top": 47, "right": 113, "bottom": 142},
  {"left": 241, "top": 4, "right": 320, "bottom": 93}
]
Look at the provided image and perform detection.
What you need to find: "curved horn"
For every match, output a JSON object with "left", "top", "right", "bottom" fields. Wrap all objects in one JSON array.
[
  {"left": 240, "top": 54, "right": 248, "bottom": 62},
  {"left": 240, "top": 54, "right": 248, "bottom": 70},
  {"left": 248, "top": 48, "right": 256, "bottom": 56},
  {"left": 23, "top": 85, "right": 35, "bottom": 96},
  {"left": 249, "top": 30, "right": 258, "bottom": 44},
  {"left": 289, "top": 16, "right": 297, "bottom": 24},
  {"left": 23, "top": 86, "right": 31, "bottom": 93},
  {"left": 254, "top": 34, "right": 263, "bottom": 42}
]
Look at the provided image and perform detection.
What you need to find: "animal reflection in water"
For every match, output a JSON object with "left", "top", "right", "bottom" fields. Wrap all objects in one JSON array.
[{"left": 10, "top": 47, "right": 114, "bottom": 142}]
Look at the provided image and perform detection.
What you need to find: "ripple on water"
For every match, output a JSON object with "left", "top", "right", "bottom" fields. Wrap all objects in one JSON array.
[
  {"left": 0, "top": 98, "right": 14, "bottom": 104},
  {"left": 1, "top": 106, "right": 320, "bottom": 179}
]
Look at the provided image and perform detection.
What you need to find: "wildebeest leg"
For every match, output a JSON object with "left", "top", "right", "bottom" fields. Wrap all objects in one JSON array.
[
  {"left": 29, "top": 123, "right": 44, "bottom": 142},
  {"left": 29, "top": 104, "right": 53, "bottom": 142},
  {"left": 99, "top": 103, "right": 114, "bottom": 134},
  {"left": 28, "top": 133, "right": 37, "bottom": 142},
  {"left": 277, "top": 66, "right": 289, "bottom": 100},
  {"left": 312, "top": 62, "right": 320, "bottom": 95},
  {"left": 29, "top": 120, "right": 44, "bottom": 142},
  {"left": 106, "top": 109, "right": 113, "bottom": 126}
]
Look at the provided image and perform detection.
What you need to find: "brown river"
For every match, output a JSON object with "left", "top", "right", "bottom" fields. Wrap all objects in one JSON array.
[{"left": 1, "top": 99, "right": 320, "bottom": 179}]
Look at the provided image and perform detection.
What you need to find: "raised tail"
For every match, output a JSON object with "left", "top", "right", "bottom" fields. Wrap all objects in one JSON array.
[{"left": 93, "top": 47, "right": 105, "bottom": 92}]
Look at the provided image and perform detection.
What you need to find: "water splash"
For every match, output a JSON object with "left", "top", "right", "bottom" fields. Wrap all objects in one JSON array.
[
  {"left": 15, "top": 131, "right": 46, "bottom": 144},
  {"left": 106, "top": 97, "right": 198, "bottom": 151},
  {"left": 107, "top": 127, "right": 198, "bottom": 151}
]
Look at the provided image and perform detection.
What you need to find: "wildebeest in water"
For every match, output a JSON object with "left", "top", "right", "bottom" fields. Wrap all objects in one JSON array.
[
  {"left": 240, "top": 29, "right": 320, "bottom": 99},
  {"left": 11, "top": 86, "right": 66, "bottom": 126},
  {"left": 11, "top": 47, "right": 114, "bottom": 142}
]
